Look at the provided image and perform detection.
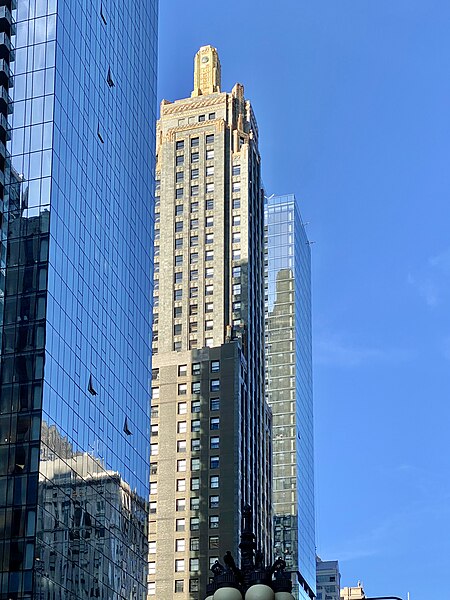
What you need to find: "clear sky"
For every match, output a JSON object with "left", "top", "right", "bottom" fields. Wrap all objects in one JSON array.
[{"left": 158, "top": 3, "right": 450, "bottom": 599}]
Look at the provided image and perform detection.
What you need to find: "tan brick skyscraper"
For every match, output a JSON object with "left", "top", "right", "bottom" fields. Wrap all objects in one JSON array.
[{"left": 148, "top": 46, "right": 272, "bottom": 599}]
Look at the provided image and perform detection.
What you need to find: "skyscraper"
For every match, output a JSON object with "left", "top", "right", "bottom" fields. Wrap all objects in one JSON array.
[
  {"left": 150, "top": 45, "right": 271, "bottom": 599},
  {"left": 316, "top": 557, "right": 341, "bottom": 600},
  {"left": 265, "top": 194, "right": 315, "bottom": 600},
  {"left": 0, "top": 1, "right": 158, "bottom": 598}
]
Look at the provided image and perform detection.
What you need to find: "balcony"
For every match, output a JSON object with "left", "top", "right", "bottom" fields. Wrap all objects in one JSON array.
[
  {"left": 0, "top": 32, "right": 14, "bottom": 62},
  {"left": 0, "top": 6, "right": 15, "bottom": 36},
  {"left": 0, "top": 59, "right": 12, "bottom": 89}
]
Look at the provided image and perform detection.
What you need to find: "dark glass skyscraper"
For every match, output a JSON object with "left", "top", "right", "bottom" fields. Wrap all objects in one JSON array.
[
  {"left": 0, "top": 1, "right": 158, "bottom": 598},
  {"left": 265, "top": 194, "right": 315, "bottom": 600}
]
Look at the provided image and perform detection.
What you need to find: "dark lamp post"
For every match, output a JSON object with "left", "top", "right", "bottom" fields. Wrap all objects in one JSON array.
[{"left": 204, "top": 505, "right": 295, "bottom": 600}]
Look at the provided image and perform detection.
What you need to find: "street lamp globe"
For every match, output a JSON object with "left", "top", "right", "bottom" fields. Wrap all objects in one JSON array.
[
  {"left": 245, "top": 584, "right": 275, "bottom": 600},
  {"left": 214, "top": 588, "right": 243, "bottom": 600},
  {"left": 274, "top": 593, "right": 295, "bottom": 600}
]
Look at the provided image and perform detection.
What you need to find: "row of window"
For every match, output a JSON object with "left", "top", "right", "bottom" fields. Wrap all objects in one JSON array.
[
  {"left": 175, "top": 182, "right": 216, "bottom": 197},
  {"left": 148, "top": 578, "right": 200, "bottom": 595},
  {"left": 179, "top": 379, "right": 220, "bottom": 394},
  {"left": 175, "top": 166, "right": 215, "bottom": 180},
  {"left": 176, "top": 135, "right": 215, "bottom": 150},
  {"left": 150, "top": 430, "right": 219, "bottom": 457}
]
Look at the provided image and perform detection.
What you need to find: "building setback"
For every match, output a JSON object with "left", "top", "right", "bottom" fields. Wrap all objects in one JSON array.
[
  {"left": 265, "top": 194, "right": 316, "bottom": 599},
  {"left": 0, "top": 0, "right": 158, "bottom": 598},
  {"left": 150, "top": 45, "right": 272, "bottom": 599}
]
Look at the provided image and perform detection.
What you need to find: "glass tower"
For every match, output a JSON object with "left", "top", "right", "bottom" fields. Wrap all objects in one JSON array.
[
  {"left": 265, "top": 194, "right": 316, "bottom": 600},
  {"left": 0, "top": 0, "right": 158, "bottom": 598}
]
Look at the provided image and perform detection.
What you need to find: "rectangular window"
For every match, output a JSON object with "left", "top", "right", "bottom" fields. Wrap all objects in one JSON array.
[
  {"left": 210, "top": 380, "right": 220, "bottom": 392},
  {"left": 232, "top": 182, "right": 241, "bottom": 192},
  {"left": 190, "top": 252, "right": 199, "bottom": 264},
  {"left": 175, "top": 559, "right": 185, "bottom": 572},
  {"left": 210, "top": 397, "right": 220, "bottom": 411},
  {"left": 191, "top": 137, "right": 199, "bottom": 147},
  {"left": 191, "top": 400, "right": 201, "bottom": 413},
  {"left": 210, "top": 436, "right": 219, "bottom": 449},
  {"left": 175, "top": 580, "right": 184, "bottom": 593},
  {"left": 191, "top": 168, "right": 199, "bottom": 179},
  {"left": 233, "top": 283, "right": 241, "bottom": 295},
  {"left": 209, "top": 536, "right": 219, "bottom": 549},
  {"left": 174, "top": 271, "right": 183, "bottom": 283},
  {"left": 176, "top": 498, "right": 186, "bottom": 511},
  {"left": 175, "top": 204, "right": 183, "bottom": 216},
  {"left": 175, "top": 255, "right": 183, "bottom": 267},
  {"left": 191, "top": 438, "right": 200, "bottom": 451},
  {"left": 176, "top": 171, "right": 184, "bottom": 183},
  {"left": 232, "top": 198, "right": 240, "bottom": 209},
  {"left": 192, "top": 382, "right": 201, "bottom": 394},
  {"left": 190, "top": 218, "right": 199, "bottom": 229},
  {"left": 206, "top": 199, "right": 214, "bottom": 210},
  {"left": 149, "top": 541, "right": 157, "bottom": 554},
  {"left": 209, "top": 515, "right": 219, "bottom": 529},
  {"left": 206, "top": 165, "right": 214, "bottom": 177},
  {"left": 199, "top": 114, "right": 206, "bottom": 122},
  {"left": 206, "top": 182, "right": 214, "bottom": 194},
  {"left": 189, "top": 322, "right": 198, "bottom": 334},
  {"left": 151, "top": 424, "right": 159, "bottom": 437},
  {"left": 191, "top": 152, "right": 199, "bottom": 163},
  {"left": 176, "top": 155, "right": 184, "bottom": 166},
  {"left": 232, "top": 232, "right": 241, "bottom": 244},
  {"left": 208, "top": 112, "right": 216, "bottom": 120},
  {"left": 191, "top": 458, "right": 200, "bottom": 470},
  {"left": 191, "top": 185, "right": 199, "bottom": 196},
  {"left": 176, "top": 188, "right": 183, "bottom": 199},
  {"left": 210, "top": 475, "right": 219, "bottom": 488},
  {"left": 175, "top": 238, "right": 183, "bottom": 250},
  {"left": 192, "top": 363, "right": 201, "bottom": 375},
  {"left": 190, "top": 558, "right": 199, "bottom": 572},
  {"left": 150, "top": 443, "right": 158, "bottom": 456},
  {"left": 232, "top": 266, "right": 241, "bottom": 278},
  {"left": 190, "top": 580, "right": 199, "bottom": 593},
  {"left": 178, "top": 402, "right": 187, "bottom": 414},
  {"left": 232, "top": 215, "right": 241, "bottom": 226},
  {"left": 210, "top": 417, "right": 220, "bottom": 430},
  {"left": 232, "top": 164, "right": 241, "bottom": 176},
  {"left": 190, "top": 287, "right": 198, "bottom": 299},
  {"left": 176, "top": 141, "right": 184, "bottom": 150},
  {"left": 191, "top": 420, "right": 201, "bottom": 433},
  {"left": 210, "top": 456, "right": 219, "bottom": 469},
  {"left": 206, "top": 134, "right": 214, "bottom": 144},
  {"left": 211, "top": 360, "right": 220, "bottom": 373},
  {"left": 205, "top": 302, "right": 214, "bottom": 313},
  {"left": 190, "top": 236, "right": 199, "bottom": 247},
  {"left": 205, "top": 250, "right": 214, "bottom": 262},
  {"left": 190, "top": 517, "right": 199, "bottom": 531},
  {"left": 191, "top": 477, "right": 200, "bottom": 491},
  {"left": 149, "top": 562, "right": 156, "bottom": 574},
  {"left": 206, "top": 149, "right": 214, "bottom": 160},
  {"left": 150, "top": 481, "right": 157, "bottom": 494},
  {"left": 177, "top": 440, "right": 186, "bottom": 453},
  {"left": 151, "top": 463, "right": 158, "bottom": 475},
  {"left": 190, "top": 538, "right": 200, "bottom": 551},
  {"left": 176, "top": 479, "right": 186, "bottom": 491},
  {"left": 209, "top": 495, "right": 219, "bottom": 508},
  {"left": 205, "top": 233, "right": 214, "bottom": 244},
  {"left": 233, "top": 301, "right": 241, "bottom": 312},
  {"left": 176, "top": 518, "right": 185, "bottom": 532},
  {"left": 190, "top": 304, "right": 198, "bottom": 316},
  {"left": 175, "top": 539, "right": 186, "bottom": 552},
  {"left": 205, "top": 216, "right": 214, "bottom": 227},
  {"left": 178, "top": 383, "right": 187, "bottom": 395},
  {"left": 205, "top": 284, "right": 213, "bottom": 296},
  {"left": 232, "top": 249, "right": 241, "bottom": 261},
  {"left": 205, "top": 320, "right": 213, "bottom": 331},
  {"left": 205, "top": 267, "right": 214, "bottom": 278},
  {"left": 190, "top": 497, "right": 199, "bottom": 510},
  {"left": 178, "top": 364, "right": 187, "bottom": 376}
]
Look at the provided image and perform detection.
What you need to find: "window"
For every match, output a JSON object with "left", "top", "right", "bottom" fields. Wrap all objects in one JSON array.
[
  {"left": 206, "top": 199, "right": 214, "bottom": 210},
  {"left": 190, "top": 218, "right": 199, "bottom": 229},
  {"left": 191, "top": 185, "right": 199, "bottom": 196},
  {"left": 175, "top": 559, "right": 185, "bottom": 572},
  {"left": 190, "top": 497, "right": 199, "bottom": 510},
  {"left": 210, "top": 379, "right": 220, "bottom": 392},
  {"left": 210, "top": 475, "right": 219, "bottom": 488},
  {"left": 191, "top": 477, "right": 200, "bottom": 491},
  {"left": 191, "top": 438, "right": 200, "bottom": 451},
  {"left": 206, "top": 149, "right": 214, "bottom": 160},
  {"left": 176, "top": 479, "right": 186, "bottom": 491},
  {"left": 190, "top": 270, "right": 198, "bottom": 281},
  {"left": 190, "top": 252, "right": 199, "bottom": 264},
  {"left": 151, "top": 463, "right": 158, "bottom": 475},
  {"left": 206, "top": 134, "right": 214, "bottom": 144},
  {"left": 233, "top": 301, "right": 241, "bottom": 312},
  {"left": 192, "top": 363, "right": 201, "bottom": 375},
  {"left": 206, "top": 182, "right": 214, "bottom": 194},
  {"left": 148, "top": 582, "right": 156, "bottom": 596},
  {"left": 210, "top": 397, "right": 220, "bottom": 411},
  {"left": 178, "top": 402, "right": 187, "bottom": 414},
  {"left": 205, "top": 216, "right": 214, "bottom": 228},
  {"left": 176, "top": 498, "right": 186, "bottom": 511},
  {"left": 210, "top": 417, "right": 220, "bottom": 430},
  {"left": 175, "top": 580, "right": 184, "bottom": 593},
  {"left": 175, "top": 539, "right": 185, "bottom": 552},
  {"left": 191, "top": 137, "right": 199, "bottom": 147},
  {"left": 176, "top": 171, "right": 184, "bottom": 183},
  {"left": 209, "top": 495, "right": 219, "bottom": 508},
  {"left": 205, "top": 284, "right": 213, "bottom": 296},
  {"left": 209, "top": 536, "right": 219, "bottom": 549},
  {"left": 232, "top": 215, "right": 241, "bottom": 226},
  {"left": 190, "top": 558, "right": 199, "bottom": 572},
  {"left": 233, "top": 283, "right": 241, "bottom": 295},
  {"left": 176, "top": 518, "right": 185, "bottom": 532},
  {"left": 175, "top": 204, "right": 183, "bottom": 216},
  {"left": 190, "top": 538, "right": 199, "bottom": 551},
  {"left": 190, "top": 236, "right": 198, "bottom": 247},
  {"left": 190, "top": 517, "right": 199, "bottom": 531},
  {"left": 149, "top": 541, "right": 157, "bottom": 554},
  {"left": 232, "top": 232, "right": 241, "bottom": 244},
  {"left": 190, "top": 579, "right": 200, "bottom": 593},
  {"left": 177, "top": 459, "right": 186, "bottom": 472},
  {"left": 173, "top": 341, "right": 181, "bottom": 351},
  {"left": 191, "top": 152, "right": 199, "bottom": 163},
  {"left": 205, "top": 320, "right": 213, "bottom": 331},
  {"left": 232, "top": 164, "right": 241, "bottom": 176},
  {"left": 206, "top": 166, "right": 214, "bottom": 177},
  {"left": 209, "top": 515, "right": 219, "bottom": 529},
  {"left": 190, "top": 287, "right": 198, "bottom": 299},
  {"left": 191, "top": 458, "right": 200, "bottom": 470},
  {"left": 233, "top": 318, "right": 241, "bottom": 328},
  {"left": 177, "top": 440, "right": 186, "bottom": 453},
  {"left": 210, "top": 436, "right": 219, "bottom": 449},
  {"left": 191, "top": 420, "right": 201, "bottom": 433},
  {"left": 211, "top": 360, "right": 220, "bottom": 373},
  {"left": 176, "top": 140, "right": 184, "bottom": 150},
  {"left": 178, "top": 383, "right": 187, "bottom": 395},
  {"left": 176, "top": 188, "right": 183, "bottom": 199},
  {"left": 199, "top": 114, "right": 206, "bottom": 122},
  {"left": 232, "top": 249, "right": 241, "bottom": 261},
  {"left": 189, "top": 322, "right": 198, "bottom": 334},
  {"left": 178, "top": 364, "right": 187, "bottom": 376},
  {"left": 232, "top": 198, "right": 240, "bottom": 209},
  {"left": 148, "top": 561, "right": 156, "bottom": 574},
  {"left": 150, "top": 481, "right": 157, "bottom": 494},
  {"left": 205, "top": 250, "right": 214, "bottom": 262},
  {"left": 150, "top": 443, "right": 158, "bottom": 456},
  {"left": 176, "top": 155, "right": 184, "bottom": 166},
  {"left": 205, "top": 267, "right": 214, "bottom": 278},
  {"left": 210, "top": 456, "right": 219, "bottom": 469},
  {"left": 191, "top": 400, "right": 200, "bottom": 413},
  {"left": 192, "top": 382, "right": 201, "bottom": 394},
  {"left": 191, "top": 168, "right": 199, "bottom": 179},
  {"left": 208, "top": 112, "right": 216, "bottom": 120},
  {"left": 205, "top": 337, "right": 213, "bottom": 348},
  {"left": 151, "top": 424, "right": 159, "bottom": 437},
  {"left": 205, "top": 233, "right": 214, "bottom": 244},
  {"left": 175, "top": 255, "right": 183, "bottom": 267},
  {"left": 232, "top": 266, "right": 241, "bottom": 278},
  {"left": 232, "top": 182, "right": 241, "bottom": 192},
  {"left": 174, "top": 272, "right": 182, "bottom": 286},
  {"left": 205, "top": 302, "right": 214, "bottom": 312}
]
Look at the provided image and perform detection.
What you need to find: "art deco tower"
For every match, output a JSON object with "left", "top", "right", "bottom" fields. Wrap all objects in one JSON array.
[{"left": 150, "top": 46, "right": 272, "bottom": 599}]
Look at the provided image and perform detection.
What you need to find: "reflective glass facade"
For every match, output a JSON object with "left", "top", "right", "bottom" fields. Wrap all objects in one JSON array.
[
  {"left": 0, "top": 0, "right": 157, "bottom": 598},
  {"left": 265, "top": 194, "right": 315, "bottom": 600}
]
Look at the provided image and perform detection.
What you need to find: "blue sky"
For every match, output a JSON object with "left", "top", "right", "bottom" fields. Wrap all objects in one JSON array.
[{"left": 158, "top": 3, "right": 450, "bottom": 598}]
